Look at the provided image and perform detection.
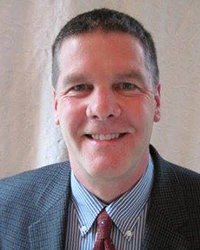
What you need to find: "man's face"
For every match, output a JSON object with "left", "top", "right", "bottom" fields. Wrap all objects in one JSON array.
[{"left": 54, "top": 31, "right": 160, "bottom": 188}]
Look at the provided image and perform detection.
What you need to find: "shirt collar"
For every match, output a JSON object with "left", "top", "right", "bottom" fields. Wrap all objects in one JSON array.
[
  {"left": 71, "top": 156, "right": 154, "bottom": 236},
  {"left": 71, "top": 173, "right": 105, "bottom": 235},
  {"left": 106, "top": 156, "right": 154, "bottom": 236}
]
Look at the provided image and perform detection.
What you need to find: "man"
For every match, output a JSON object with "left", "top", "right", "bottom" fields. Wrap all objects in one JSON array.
[{"left": 0, "top": 8, "right": 200, "bottom": 250}]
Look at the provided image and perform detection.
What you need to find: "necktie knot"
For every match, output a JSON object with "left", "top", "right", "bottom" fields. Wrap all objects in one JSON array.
[
  {"left": 93, "top": 209, "right": 115, "bottom": 250},
  {"left": 96, "top": 210, "right": 112, "bottom": 240}
]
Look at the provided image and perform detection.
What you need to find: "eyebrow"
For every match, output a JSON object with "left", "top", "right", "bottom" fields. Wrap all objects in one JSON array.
[
  {"left": 63, "top": 73, "right": 87, "bottom": 84},
  {"left": 113, "top": 69, "right": 146, "bottom": 84},
  {"left": 62, "top": 73, "right": 89, "bottom": 87}
]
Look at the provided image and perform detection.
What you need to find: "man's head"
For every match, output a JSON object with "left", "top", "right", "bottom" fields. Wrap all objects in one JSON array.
[
  {"left": 52, "top": 8, "right": 159, "bottom": 89},
  {"left": 53, "top": 8, "right": 161, "bottom": 202}
]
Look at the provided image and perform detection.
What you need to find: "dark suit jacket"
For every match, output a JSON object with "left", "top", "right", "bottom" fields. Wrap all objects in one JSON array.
[{"left": 0, "top": 146, "right": 200, "bottom": 249}]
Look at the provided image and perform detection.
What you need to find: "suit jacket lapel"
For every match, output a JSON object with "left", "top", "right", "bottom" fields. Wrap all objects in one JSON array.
[
  {"left": 28, "top": 162, "right": 71, "bottom": 250},
  {"left": 142, "top": 146, "right": 190, "bottom": 249}
]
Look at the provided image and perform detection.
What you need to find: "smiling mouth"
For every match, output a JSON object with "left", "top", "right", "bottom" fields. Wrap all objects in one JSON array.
[{"left": 85, "top": 133, "right": 127, "bottom": 141}]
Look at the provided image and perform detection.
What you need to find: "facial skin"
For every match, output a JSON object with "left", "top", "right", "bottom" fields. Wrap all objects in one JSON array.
[{"left": 54, "top": 31, "right": 161, "bottom": 202}]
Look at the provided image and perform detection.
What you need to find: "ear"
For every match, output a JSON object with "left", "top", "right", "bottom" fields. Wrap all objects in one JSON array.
[
  {"left": 53, "top": 89, "right": 60, "bottom": 125},
  {"left": 153, "top": 84, "right": 161, "bottom": 123}
]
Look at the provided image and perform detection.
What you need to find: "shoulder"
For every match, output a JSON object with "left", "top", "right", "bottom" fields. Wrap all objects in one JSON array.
[
  {"left": 0, "top": 161, "right": 71, "bottom": 213},
  {"left": 150, "top": 145, "right": 200, "bottom": 192},
  {"left": 0, "top": 162, "right": 71, "bottom": 247}
]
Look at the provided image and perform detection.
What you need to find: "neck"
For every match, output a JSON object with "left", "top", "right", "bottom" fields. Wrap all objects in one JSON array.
[{"left": 73, "top": 156, "right": 148, "bottom": 203}]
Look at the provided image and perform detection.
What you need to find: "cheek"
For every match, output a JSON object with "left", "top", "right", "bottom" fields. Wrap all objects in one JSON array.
[
  {"left": 57, "top": 99, "right": 86, "bottom": 133},
  {"left": 126, "top": 97, "right": 155, "bottom": 126}
]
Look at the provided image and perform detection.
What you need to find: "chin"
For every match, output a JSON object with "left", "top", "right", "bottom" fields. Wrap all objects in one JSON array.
[{"left": 88, "top": 158, "right": 132, "bottom": 176}]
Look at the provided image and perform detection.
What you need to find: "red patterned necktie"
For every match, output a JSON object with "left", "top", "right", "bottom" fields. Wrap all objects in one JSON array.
[{"left": 93, "top": 210, "right": 115, "bottom": 250}]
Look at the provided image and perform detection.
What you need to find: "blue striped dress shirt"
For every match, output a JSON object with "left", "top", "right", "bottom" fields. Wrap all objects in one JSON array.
[{"left": 65, "top": 158, "right": 154, "bottom": 249}]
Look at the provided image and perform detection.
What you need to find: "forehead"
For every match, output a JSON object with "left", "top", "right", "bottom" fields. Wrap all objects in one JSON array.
[
  {"left": 56, "top": 31, "right": 154, "bottom": 90},
  {"left": 58, "top": 31, "right": 146, "bottom": 70}
]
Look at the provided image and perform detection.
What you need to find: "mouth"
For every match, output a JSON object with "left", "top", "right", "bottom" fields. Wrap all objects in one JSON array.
[{"left": 85, "top": 133, "right": 127, "bottom": 141}]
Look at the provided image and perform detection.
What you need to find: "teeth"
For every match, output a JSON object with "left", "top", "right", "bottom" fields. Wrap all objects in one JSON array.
[{"left": 91, "top": 133, "right": 120, "bottom": 140}]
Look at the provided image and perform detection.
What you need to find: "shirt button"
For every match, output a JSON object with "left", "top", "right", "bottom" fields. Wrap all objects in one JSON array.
[
  {"left": 80, "top": 226, "right": 87, "bottom": 234},
  {"left": 125, "top": 230, "right": 133, "bottom": 237}
]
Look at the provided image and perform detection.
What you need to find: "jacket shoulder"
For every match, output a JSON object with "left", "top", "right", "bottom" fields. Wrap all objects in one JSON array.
[
  {"left": 0, "top": 162, "right": 70, "bottom": 199},
  {"left": 0, "top": 162, "right": 71, "bottom": 249},
  {"left": 0, "top": 161, "right": 70, "bottom": 216},
  {"left": 150, "top": 145, "right": 200, "bottom": 187}
]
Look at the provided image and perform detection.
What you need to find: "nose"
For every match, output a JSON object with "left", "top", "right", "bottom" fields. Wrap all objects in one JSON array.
[{"left": 86, "top": 88, "right": 121, "bottom": 121}]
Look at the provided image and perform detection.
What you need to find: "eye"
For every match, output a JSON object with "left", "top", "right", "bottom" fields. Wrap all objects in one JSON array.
[
  {"left": 114, "top": 82, "right": 142, "bottom": 96},
  {"left": 114, "top": 81, "right": 143, "bottom": 96},
  {"left": 117, "top": 82, "right": 138, "bottom": 90},
  {"left": 71, "top": 84, "right": 93, "bottom": 92},
  {"left": 66, "top": 84, "right": 93, "bottom": 97}
]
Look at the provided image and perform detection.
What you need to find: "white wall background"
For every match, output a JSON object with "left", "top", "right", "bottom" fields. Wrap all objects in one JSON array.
[{"left": 0, "top": 0, "right": 200, "bottom": 178}]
